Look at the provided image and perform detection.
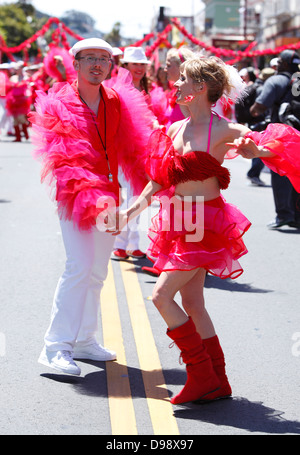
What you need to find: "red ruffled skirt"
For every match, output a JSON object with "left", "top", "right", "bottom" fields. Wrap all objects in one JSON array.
[{"left": 147, "top": 189, "right": 251, "bottom": 279}]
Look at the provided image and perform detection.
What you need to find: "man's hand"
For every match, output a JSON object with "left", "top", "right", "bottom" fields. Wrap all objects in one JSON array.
[{"left": 104, "top": 209, "right": 129, "bottom": 235}]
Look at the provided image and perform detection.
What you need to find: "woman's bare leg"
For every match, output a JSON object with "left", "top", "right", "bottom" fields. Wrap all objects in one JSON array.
[
  {"left": 180, "top": 268, "right": 216, "bottom": 339},
  {"left": 152, "top": 268, "right": 200, "bottom": 330}
]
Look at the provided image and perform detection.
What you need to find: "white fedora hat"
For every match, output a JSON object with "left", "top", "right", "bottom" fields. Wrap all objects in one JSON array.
[
  {"left": 121, "top": 47, "right": 150, "bottom": 64},
  {"left": 70, "top": 38, "right": 113, "bottom": 57}
]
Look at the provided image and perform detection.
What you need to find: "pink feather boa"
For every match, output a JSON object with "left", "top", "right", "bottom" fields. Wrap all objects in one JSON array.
[{"left": 29, "top": 71, "right": 154, "bottom": 230}]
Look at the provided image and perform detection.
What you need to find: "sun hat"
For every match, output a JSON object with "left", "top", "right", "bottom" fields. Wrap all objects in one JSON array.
[
  {"left": 259, "top": 67, "right": 275, "bottom": 81},
  {"left": 238, "top": 68, "right": 248, "bottom": 77},
  {"left": 70, "top": 38, "right": 113, "bottom": 57},
  {"left": 120, "top": 47, "right": 150, "bottom": 64}
]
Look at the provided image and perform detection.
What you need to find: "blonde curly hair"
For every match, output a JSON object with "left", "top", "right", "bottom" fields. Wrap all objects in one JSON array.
[{"left": 183, "top": 56, "right": 234, "bottom": 104}]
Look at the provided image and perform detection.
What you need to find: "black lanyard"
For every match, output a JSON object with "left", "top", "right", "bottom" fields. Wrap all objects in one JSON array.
[{"left": 79, "top": 89, "right": 113, "bottom": 182}]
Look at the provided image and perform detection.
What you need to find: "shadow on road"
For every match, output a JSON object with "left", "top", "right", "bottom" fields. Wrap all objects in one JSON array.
[
  {"left": 111, "top": 257, "right": 275, "bottom": 294},
  {"left": 204, "top": 275, "right": 273, "bottom": 294},
  {"left": 41, "top": 362, "right": 300, "bottom": 435},
  {"left": 173, "top": 396, "right": 300, "bottom": 435}
]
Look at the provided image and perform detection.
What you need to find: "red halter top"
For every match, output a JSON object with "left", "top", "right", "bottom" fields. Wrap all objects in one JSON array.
[{"left": 146, "top": 113, "right": 230, "bottom": 190}]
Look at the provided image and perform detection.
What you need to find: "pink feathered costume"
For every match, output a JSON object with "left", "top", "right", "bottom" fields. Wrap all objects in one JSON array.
[
  {"left": 29, "top": 69, "right": 155, "bottom": 231},
  {"left": 30, "top": 70, "right": 156, "bottom": 356}
]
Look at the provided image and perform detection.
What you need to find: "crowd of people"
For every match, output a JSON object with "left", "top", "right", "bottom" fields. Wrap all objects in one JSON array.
[
  {"left": 2, "top": 44, "right": 299, "bottom": 234},
  {"left": 235, "top": 50, "right": 300, "bottom": 229},
  {"left": 1, "top": 37, "right": 300, "bottom": 404}
]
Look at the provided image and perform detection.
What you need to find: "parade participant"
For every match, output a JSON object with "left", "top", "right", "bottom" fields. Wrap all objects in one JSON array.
[
  {"left": 113, "top": 56, "right": 300, "bottom": 405},
  {"left": 0, "top": 63, "right": 13, "bottom": 138},
  {"left": 155, "top": 66, "right": 171, "bottom": 92},
  {"left": 141, "top": 47, "right": 195, "bottom": 277},
  {"left": 164, "top": 47, "right": 194, "bottom": 128},
  {"left": 120, "top": 47, "right": 151, "bottom": 93},
  {"left": 43, "top": 45, "right": 77, "bottom": 84},
  {"left": 120, "top": 46, "right": 167, "bottom": 126},
  {"left": 6, "top": 61, "right": 31, "bottom": 142},
  {"left": 112, "top": 47, "right": 153, "bottom": 260},
  {"left": 29, "top": 38, "right": 153, "bottom": 376},
  {"left": 102, "top": 47, "right": 123, "bottom": 88}
]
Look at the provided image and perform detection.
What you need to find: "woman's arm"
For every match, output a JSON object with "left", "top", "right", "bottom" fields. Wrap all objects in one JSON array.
[
  {"left": 108, "top": 180, "right": 162, "bottom": 234},
  {"left": 223, "top": 121, "right": 274, "bottom": 160},
  {"left": 126, "top": 179, "right": 162, "bottom": 220},
  {"left": 226, "top": 136, "right": 275, "bottom": 160}
]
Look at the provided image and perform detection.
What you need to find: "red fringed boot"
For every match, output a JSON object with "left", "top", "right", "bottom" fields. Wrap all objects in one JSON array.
[
  {"left": 200, "top": 335, "right": 232, "bottom": 402},
  {"left": 167, "top": 317, "right": 220, "bottom": 404}
]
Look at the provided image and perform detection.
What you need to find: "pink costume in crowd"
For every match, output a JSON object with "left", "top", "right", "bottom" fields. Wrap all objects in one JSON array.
[
  {"left": 6, "top": 79, "right": 31, "bottom": 118},
  {"left": 43, "top": 46, "right": 77, "bottom": 84}
]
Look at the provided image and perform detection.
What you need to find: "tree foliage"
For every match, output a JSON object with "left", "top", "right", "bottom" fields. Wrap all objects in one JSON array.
[
  {"left": 0, "top": 2, "right": 126, "bottom": 59},
  {"left": 0, "top": 2, "right": 47, "bottom": 56},
  {"left": 104, "top": 22, "right": 122, "bottom": 47}
]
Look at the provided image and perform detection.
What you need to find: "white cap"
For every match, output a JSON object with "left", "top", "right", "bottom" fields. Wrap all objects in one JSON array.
[
  {"left": 120, "top": 47, "right": 150, "bottom": 64},
  {"left": 238, "top": 68, "right": 248, "bottom": 77},
  {"left": 112, "top": 47, "right": 123, "bottom": 56},
  {"left": 70, "top": 38, "right": 113, "bottom": 57},
  {"left": 270, "top": 57, "right": 279, "bottom": 67}
]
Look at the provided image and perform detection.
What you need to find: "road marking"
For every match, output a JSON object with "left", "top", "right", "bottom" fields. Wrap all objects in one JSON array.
[
  {"left": 101, "top": 261, "right": 137, "bottom": 435},
  {"left": 120, "top": 260, "right": 179, "bottom": 436}
]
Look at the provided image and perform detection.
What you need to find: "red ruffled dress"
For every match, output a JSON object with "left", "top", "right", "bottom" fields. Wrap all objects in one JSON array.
[
  {"left": 146, "top": 121, "right": 300, "bottom": 278},
  {"left": 146, "top": 128, "right": 251, "bottom": 279}
]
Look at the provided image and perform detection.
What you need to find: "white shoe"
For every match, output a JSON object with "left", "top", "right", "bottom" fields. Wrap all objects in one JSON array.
[
  {"left": 38, "top": 347, "right": 81, "bottom": 376},
  {"left": 73, "top": 343, "right": 117, "bottom": 361}
]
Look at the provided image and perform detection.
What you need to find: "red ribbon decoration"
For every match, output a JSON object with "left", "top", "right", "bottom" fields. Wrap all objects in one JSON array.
[{"left": 1, "top": 16, "right": 300, "bottom": 63}]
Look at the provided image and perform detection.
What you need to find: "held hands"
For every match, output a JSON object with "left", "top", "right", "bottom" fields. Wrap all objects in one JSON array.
[
  {"left": 100, "top": 184, "right": 152, "bottom": 235},
  {"left": 103, "top": 209, "right": 129, "bottom": 235}
]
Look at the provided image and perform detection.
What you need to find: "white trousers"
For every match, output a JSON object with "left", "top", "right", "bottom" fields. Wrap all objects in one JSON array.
[
  {"left": 0, "top": 98, "right": 13, "bottom": 133},
  {"left": 114, "top": 170, "right": 141, "bottom": 252},
  {"left": 44, "top": 218, "right": 116, "bottom": 352}
]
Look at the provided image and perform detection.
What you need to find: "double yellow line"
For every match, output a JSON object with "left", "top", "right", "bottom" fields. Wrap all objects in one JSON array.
[{"left": 101, "top": 260, "right": 179, "bottom": 435}]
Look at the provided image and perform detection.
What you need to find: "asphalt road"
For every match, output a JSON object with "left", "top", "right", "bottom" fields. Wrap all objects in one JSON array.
[{"left": 0, "top": 134, "right": 299, "bottom": 437}]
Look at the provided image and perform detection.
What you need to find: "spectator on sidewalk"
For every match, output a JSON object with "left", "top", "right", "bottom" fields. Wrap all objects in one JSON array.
[
  {"left": 235, "top": 67, "right": 275, "bottom": 186},
  {"left": 250, "top": 50, "right": 300, "bottom": 229}
]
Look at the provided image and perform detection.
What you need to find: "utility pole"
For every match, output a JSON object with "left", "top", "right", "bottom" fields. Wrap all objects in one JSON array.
[{"left": 244, "top": 0, "right": 248, "bottom": 40}]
